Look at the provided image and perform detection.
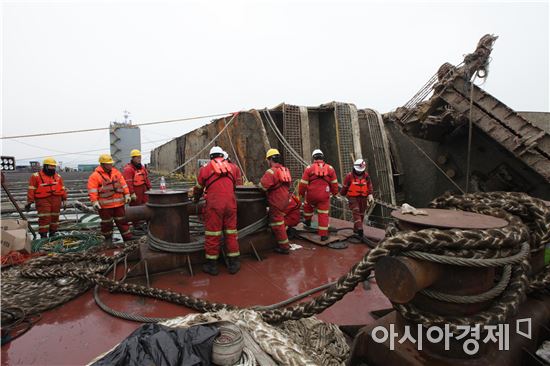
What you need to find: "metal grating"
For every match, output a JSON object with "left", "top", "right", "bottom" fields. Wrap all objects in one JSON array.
[
  {"left": 282, "top": 104, "right": 304, "bottom": 181},
  {"left": 334, "top": 103, "right": 355, "bottom": 180},
  {"left": 359, "top": 109, "right": 397, "bottom": 222}
]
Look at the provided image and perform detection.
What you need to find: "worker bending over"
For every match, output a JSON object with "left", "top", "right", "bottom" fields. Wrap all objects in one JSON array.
[
  {"left": 87, "top": 154, "right": 132, "bottom": 243},
  {"left": 259, "top": 148, "right": 293, "bottom": 254},
  {"left": 193, "top": 146, "right": 242, "bottom": 275},
  {"left": 284, "top": 194, "right": 302, "bottom": 239},
  {"left": 340, "top": 159, "right": 374, "bottom": 238},
  {"left": 26, "top": 157, "right": 68, "bottom": 238},
  {"left": 298, "top": 149, "right": 339, "bottom": 241}
]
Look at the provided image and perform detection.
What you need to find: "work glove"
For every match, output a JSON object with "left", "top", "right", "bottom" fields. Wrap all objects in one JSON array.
[
  {"left": 92, "top": 201, "right": 101, "bottom": 211},
  {"left": 24, "top": 202, "right": 32, "bottom": 212},
  {"left": 130, "top": 193, "right": 137, "bottom": 202},
  {"left": 124, "top": 195, "right": 131, "bottom": 204},
  {"left": 367, "top": 194, "right": 374, "bottom": 204}
]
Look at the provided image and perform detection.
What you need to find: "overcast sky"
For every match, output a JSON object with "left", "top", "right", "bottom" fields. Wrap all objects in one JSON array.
[{"left": 1, "top": 0, "right": 548, "bottom": 167}]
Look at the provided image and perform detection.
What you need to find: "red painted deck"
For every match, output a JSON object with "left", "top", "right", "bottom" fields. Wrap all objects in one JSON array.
[{"left": 1, "top": 225, "right": 391, "bottom": 365}]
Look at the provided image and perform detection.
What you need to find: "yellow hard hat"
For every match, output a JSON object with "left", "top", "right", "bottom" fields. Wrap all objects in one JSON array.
[
  {"left": 43, "top": 157, "right": 57, "bottom": 166},
  {"left": 99, "top": 154, "right": 114, "bottom": 164},
  {"left": 130, "top": 149, "right": 141, "bottom": 157},
  {"left": 266, "top": 148, "right": 280, "bottom": 160}
]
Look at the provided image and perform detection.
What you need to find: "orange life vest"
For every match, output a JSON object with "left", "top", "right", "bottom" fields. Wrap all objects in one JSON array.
[
  {"left": 97, "top": 171, "right": 125, "bottom": 200},
  {"left": 133, "top": 168, "right": 147, "bottom": 186},
  {"left": 312, "top": 160, "right": 329, "bottom": 176},
  {"left": 347, "top": 176, "right": 369, "bottom": 197},
  {"left": 34, "top": 172, "right": 65, "bottom": 198},
  {"left": 309, "top": 161, "right": 332, "bottom": 184},
  {"left": 273, "top": 166, "right": 291, "bottom": 183},
  {"left": 205, "top": 158, "right": 235, "bottom": 190}
]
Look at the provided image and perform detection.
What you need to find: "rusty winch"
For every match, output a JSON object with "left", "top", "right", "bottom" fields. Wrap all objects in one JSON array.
[{"left": 124, "top": 186, "right": 275, "bottom": 276}]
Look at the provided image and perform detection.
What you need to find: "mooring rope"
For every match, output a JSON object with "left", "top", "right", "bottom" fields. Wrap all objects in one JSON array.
[{"left": 2, "top": 192, "right": 548, "bottom": 334}]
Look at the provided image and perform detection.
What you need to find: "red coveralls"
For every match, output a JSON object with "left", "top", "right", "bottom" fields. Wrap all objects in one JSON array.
[
  {"left": 298, "top": 161, "right": 339, "bottom": 237},
  {"left": 284, "top": 194, "right": 301, "bottom": 228},
  {"left": 123, "top": 163, "right": 152, "bottom": 227},
  {"left": 259, "top": 163, "right": 292, "bottom": 250},
  {"left": 340, "top": 171, "right": 374, "bottom": 231},
  {"left": 27, "top": 171, "right": 68, "bottom": 236},
  {"left": 193, "top": 158, "right": 241, "bottom": 260},
  {"left": 87, "top": 166, "right": 132, "bottom": 241},
  {"left": 227, "top": 161, "right": 243, "bottom": 185}
]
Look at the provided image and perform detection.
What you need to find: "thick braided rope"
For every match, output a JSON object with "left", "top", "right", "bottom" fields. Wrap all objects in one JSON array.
[
  {"left": 1, "top": 240, "right": 141, "bottom": 323},
  {"left": 11, "top": 191, "right": 549, "bottom": 329}
]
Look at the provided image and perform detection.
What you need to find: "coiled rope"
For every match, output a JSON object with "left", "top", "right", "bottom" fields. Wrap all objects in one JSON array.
[{"left": 4, "top": 192, "right": 549, "bottom": 333}]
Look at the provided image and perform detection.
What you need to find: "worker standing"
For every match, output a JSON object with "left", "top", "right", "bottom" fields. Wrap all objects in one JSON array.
[
  {"left": 87, "top": 154, "right": 132, "bottom": 243},
  {"left": 193, "top": 146, "right": 241, "bottom": 275},
  {"left": 298, "top": 149, "right": 339, "bottom": 241},
  {"left": 26, "top": 157, "right": 68, "bottom": 238},
  {"left": 340, "top": 159, "right": 374, "bottom": 238},
  {"left": 259, "top": 149, "right": 292, "bottom": 254},
  {"left": 122, "top": 149, "right": 152, "bottom": 230}
]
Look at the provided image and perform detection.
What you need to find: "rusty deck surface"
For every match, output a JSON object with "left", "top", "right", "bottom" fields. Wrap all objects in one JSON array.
[{"left": 1, "top": 223, "right": 390, "bottom": 365}]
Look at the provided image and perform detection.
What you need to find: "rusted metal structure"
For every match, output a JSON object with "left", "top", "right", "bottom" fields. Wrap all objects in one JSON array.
[
  {"left": 123, "top": 186, "right": 273, "bottom": 276},
  {"left": 385, "top": 35, "right": 550, "bottom": 204}
]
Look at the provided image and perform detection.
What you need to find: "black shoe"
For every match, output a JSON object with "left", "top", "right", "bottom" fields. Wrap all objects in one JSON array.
[
  {"left": 40, "top": 233, "right": 49, "bottom": 239},
  {"left": 227, "top": 257, "right": 241, "bottom": 274},
  {"left": 286, "top": 227, "right": 297, "bottom": 239},
  {"left": 274, "top": 247, "right": 290, "bottom": 255},
  {"left": 49, "top": 231, "right": 58, "bottom": 238},
  {"left": 320, "top": 235, "right": 329, "bottom": 241},
  {"left": 202, "top": 259, "right": 219, "bottom": 276},
  {"left": 303, "top": 220, "right": 311, "bottom": 228}
]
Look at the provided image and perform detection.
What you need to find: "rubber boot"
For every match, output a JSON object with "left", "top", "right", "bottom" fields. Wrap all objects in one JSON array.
[
  {"left": 202, "top": 259, "right": 219, "bottom": 276},
  {"left": 40, "top": 232, "right": 48, "bottom": 239},
  {"left": 303, "top": 220, "right": 315, "bottom": 232},
  {"left": 274, "top": 246, "right": 290, "bottom": 255},
  {"left": 227, "top": 256, "right": 241, "bottom": 274}
]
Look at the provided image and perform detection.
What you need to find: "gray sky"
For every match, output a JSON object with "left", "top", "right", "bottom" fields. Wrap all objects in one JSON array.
[{"left": 2, "top": 0, "right": 549, "bottom": 167}]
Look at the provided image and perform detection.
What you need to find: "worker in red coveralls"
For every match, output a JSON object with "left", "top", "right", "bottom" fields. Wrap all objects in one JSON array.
[
  {"left": 340, "top": 159, "right": 374, "bottom": 238},
  {"left": 298, "top": 149, "right": 339, "bottom": 241},
  {"left": 284, "top": 194, "right": 301, "bottom": 239},
  {"left": 258, "top": 148, "right": 293, "bottom": 254},
  {"left": 223, "top": 150, "right": 243, "bottom": 185},
  {"left": 122, "top": 149, "right": 152, "bottom": 231},
  {"left": 87, "top": 154, "right": 132, "bottom": 243},
  {"left": 26, "top": 157, "right": 68, "bottom": 238},
  {"left": 193, "top": 146, "right": 242, "bottom": 275}
]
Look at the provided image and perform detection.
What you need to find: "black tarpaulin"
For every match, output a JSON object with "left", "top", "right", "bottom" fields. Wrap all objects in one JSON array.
[{"left": 91, "top": 323, "right": 219, "bottom": 366}]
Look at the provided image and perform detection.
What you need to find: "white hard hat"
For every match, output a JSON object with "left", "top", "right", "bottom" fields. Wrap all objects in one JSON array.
[
  {"left": 354, "top": 159, "right": 366, "bottom": 172},
  {"left": 209, "top": 146, "right": 224, "bottom": 156},
  {"left": 222, "top": 151, "right": 229, "bottom": 160},
  {"left": 312, "top": 149, "right": 324, "bottom": 157}
]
